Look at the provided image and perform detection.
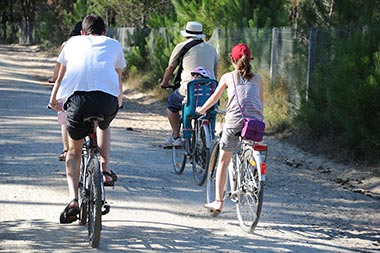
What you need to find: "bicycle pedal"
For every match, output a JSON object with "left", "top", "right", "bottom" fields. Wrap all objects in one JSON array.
[
  {"left": 230, "top": 196, "right": 239, "bottom": 203},
  {"left": 102, "top": 202, "right": 110, "bottom": 215},
  {"left": 229, "top": 191, "right": 239, "bottom": 203}
]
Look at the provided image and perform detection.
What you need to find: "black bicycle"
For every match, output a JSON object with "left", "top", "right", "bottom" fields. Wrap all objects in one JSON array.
[
  {"left": 173, "top": 112, "right": 215, "bottom": 185},
  {"left": 78, "top": 115, "right": 110, "bottom": 248},
  {"left": 171, "top": 79, "right": 218, "bottom": 185}
]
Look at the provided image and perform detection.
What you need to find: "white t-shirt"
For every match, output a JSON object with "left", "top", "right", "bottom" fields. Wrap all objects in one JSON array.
[{"left": 56, "top": 35, "right": 126, "bottom": 101}]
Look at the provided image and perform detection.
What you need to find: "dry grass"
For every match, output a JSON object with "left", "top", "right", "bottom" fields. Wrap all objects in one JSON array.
[{"left": 261, "top": 72, "right": 292, "bottom": 134}]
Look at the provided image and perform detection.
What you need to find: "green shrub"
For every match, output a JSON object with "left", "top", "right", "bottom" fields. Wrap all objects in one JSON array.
[{"left": 298, "top": 27, "right": 380, "bottom": 164}]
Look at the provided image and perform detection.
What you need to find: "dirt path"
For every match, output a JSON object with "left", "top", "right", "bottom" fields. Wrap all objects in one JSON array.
[{"left": 0, "top": 44, "right": 379, "bottom": 253}]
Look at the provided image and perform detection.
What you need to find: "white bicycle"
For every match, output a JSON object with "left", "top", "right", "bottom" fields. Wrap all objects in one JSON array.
[{"left": 206, "top": 113, "right": 268, "bottom": 233}]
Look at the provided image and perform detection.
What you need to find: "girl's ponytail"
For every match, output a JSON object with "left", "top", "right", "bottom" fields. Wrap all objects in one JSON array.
[{"left": 236, "top": 54, "right": 254, "bottom": 80}]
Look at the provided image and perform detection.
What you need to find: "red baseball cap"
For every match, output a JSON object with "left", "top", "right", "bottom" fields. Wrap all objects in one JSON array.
[{"left": 230, "top": 43, "right": 254, "bottom": 61}]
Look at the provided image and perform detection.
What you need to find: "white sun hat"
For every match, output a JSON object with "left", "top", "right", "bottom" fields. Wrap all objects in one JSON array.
[{"left": 180, "top": 21, "right": 205, "bottom": 39}]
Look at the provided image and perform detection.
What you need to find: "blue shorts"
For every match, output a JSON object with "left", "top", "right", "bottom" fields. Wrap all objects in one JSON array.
[
  {"left": 167, "top": 89, "right": 185, "bottom": 113},
  {"left": 64, "top": 91, "right": 118, "bottom": 140},
  {"left": 220, "top": 128, "right": 241, "bottom": 152}
]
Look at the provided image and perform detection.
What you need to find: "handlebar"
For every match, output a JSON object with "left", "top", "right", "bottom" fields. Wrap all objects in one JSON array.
[{"left": 160, "top": 85, "right": 176, "bottom": 91}]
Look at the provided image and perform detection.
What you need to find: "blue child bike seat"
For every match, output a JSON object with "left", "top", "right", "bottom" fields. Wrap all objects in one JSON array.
[{"left": 182, "top": 79, "right": 218, "bottom": 138}]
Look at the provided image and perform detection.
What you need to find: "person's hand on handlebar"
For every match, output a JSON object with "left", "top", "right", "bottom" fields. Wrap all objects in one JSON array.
[
  {"left": 196, "top": 106, "right": 206, "bottom": 115},
  {"left": 47, "top": 100, "right": 63, "bottom": 111},
  {"left": 160, "top": 82, "right": 175, "bottom": 90},
  {"left": 159, "top": 78, "right": 169, "bottom": 89}
]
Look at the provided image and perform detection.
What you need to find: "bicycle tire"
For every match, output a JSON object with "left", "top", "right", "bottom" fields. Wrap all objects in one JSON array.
[
  {"left": 206, "top": 141, "right": 219, "bottom": 204},
  {"left": 172, "top": 138, "right": 188, "bottom": 175},
  {"left": 78, "top": 153, "right": 88, "bottom": 226},
  {"left": 87, "top": 157, "right": 102, "bottom": 248},
  {"left": 192, "top": 124, "right": 210, "bottom": 186},
  {"left": 236, "top": 148, "right": 264, "bottom": 233}
]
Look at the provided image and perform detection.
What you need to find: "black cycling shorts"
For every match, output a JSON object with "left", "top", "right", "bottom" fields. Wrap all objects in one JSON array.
[{"left": 64, "top": 91, "right": 118, "bottom": 140}]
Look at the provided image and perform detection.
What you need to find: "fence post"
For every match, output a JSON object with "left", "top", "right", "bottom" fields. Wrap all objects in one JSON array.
[
  {"left": 270, "top": 27, "right": 278, "bottom": 88},
  {"left": 306, "top": 27, "right": 317, "bottom": 101}
]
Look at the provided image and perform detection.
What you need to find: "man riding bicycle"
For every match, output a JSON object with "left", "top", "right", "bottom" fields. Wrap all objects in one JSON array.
[
  {"left": 48, "top": 14, "right": 126, "bottom": 223},
  {"left": 159, "top": 21, "right": 218, "bottom": 147}
]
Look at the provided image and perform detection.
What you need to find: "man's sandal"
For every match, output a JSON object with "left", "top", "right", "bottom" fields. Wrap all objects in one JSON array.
[
  {"left": 59, "top": 199, "right": 79, "bottom": 224},
  {"left": 103, "top": 170, "right": 118, "bottom": 187}
]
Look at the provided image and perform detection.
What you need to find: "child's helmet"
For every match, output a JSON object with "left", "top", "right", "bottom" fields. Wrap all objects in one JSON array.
[{"left": 191, "top": 66, "right": 211, "bottom": 79}]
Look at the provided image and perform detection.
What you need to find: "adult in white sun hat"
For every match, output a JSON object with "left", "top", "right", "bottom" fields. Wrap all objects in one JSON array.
[
  {"left": 180, "top": 21, "right": 206, "bottom": 39},
  {"left": 160, "top": 21, "right": 219, "bottom": 147}
]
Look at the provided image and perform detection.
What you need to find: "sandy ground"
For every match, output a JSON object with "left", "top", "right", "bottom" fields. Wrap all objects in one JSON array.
[{"left": 0, "top": 44, "right": 379, "bottom": 252}]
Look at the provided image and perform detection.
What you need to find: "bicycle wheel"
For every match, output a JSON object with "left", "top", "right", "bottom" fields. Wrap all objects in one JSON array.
[
  {"left": 192, "top": 125, "right": 210, "bottom": 185},
  {"left": 87, "top": 157, "right": 102, "bottom": 248},
  {"left": 236, "top": 148, "right": 264, "bottom": 233},
  {"left": 172, "top": 137, "right": 188, "bottom": 175},
  {"left": 78, "top": 154, "right": 88, "bottom": 226},
  {"left": 206, "top": 141, "right": 219, "bottom": 204}
]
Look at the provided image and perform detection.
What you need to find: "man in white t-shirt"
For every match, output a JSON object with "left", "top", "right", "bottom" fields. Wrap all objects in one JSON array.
[
  {"left": 160, "top": 21, "right": 218, "bottom": 147},
  {"left": 48, "top": 14, "right": 126, "bottom": 223}
]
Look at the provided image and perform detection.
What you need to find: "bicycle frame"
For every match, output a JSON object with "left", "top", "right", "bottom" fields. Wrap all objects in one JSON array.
[
  {"left": 80, "top": 120, "right": 103, "bottom": 208},
  {"left": 81, "top": 131, "right": 108, "bottom": 209},
  {"left": 171, "top": 79, "right": 218, "bottom": 185},
  {"left": 78, "top": 117, "right": 109, "bottom": 248},
  {"left": 196, "top": 115, "right": 213, "bottom": 150},
  {"left": 228, "top": 140, "right": 267, "bottom": 196},
  {"left": 241, "top": 140, "right": 267, "bottom": 181},
  {"left": 207, "top": 134, "right": 267, "bottom": 233},
  {"left": 172, "top": 110, "right": 215, "bottom": 185},
  {"left": 205, "top": 108, "right": 267, "bottom": 232}
]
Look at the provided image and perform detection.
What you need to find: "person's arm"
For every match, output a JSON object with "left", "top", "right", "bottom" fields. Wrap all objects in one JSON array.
[
  {"left": 160, "top": 42, "right": 184, "bottom": 88},
  {"left": 116, "top": 68, "right": 124, "bottom": 107},
  {"left": 49, "top": 42, "right": 66, "bottom": 82},
  {"left": 196, "top": 81, "right": 227, "bottom": 115},
  {"left": 48, "top": 65, "right": 66, "bottom": 111},
  {"left": 160, "top": 65, "right": 176, "bottom": 88}
]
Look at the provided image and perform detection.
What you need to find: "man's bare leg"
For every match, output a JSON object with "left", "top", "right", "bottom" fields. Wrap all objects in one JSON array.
[
  {"left": 65, "top": 137, "right": 83, "bottom": 203},
  {"left": 96, "top": 127, "right": 113, "bottom": 182},
  {"left": 166, "top": 108, "right": 180, "bottom": 138}
]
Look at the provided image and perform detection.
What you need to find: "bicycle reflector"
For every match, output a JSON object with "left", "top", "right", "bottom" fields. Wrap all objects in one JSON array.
[
  {"left": 254, "top": 143, "right": 267, "bottom": 151},
  {"left": 249, "top": 159, "right": 256, "bottom": 167},
  {"left": 260, "top": 162, "right": 267, "bottom": 175}
]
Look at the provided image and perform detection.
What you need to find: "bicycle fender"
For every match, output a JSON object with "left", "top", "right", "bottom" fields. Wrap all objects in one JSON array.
[{"left": 202, "top": 124, "right": 212, "bottom": 149}]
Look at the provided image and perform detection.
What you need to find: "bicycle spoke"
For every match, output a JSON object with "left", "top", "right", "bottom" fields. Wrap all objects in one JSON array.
[{"left": 236, "top": 150, "right": 264, "bottom": 233}]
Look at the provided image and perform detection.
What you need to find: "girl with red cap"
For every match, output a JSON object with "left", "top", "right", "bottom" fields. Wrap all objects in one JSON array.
[{"left": 196, "top": 43, "right": 264, "bottom": 213}]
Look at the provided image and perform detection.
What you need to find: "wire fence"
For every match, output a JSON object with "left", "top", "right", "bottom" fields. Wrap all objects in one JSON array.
[
  {"left": 108, "top": 26, "right": 314, "bottom": 108},
  {"left": 2, "top": 23, "right": 330, "bottom": 109}
]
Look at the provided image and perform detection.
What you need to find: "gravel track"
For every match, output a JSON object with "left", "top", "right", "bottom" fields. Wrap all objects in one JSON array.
[{"left": 0, "top": 44, "right": 379, "bottom": 253}]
